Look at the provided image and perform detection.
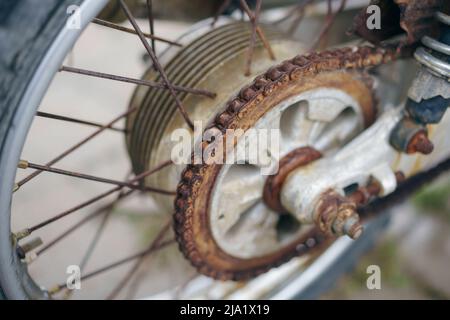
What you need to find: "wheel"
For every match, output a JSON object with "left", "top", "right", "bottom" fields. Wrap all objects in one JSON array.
[{"left": 1, "top": 0, "right": 449, "bottom": 300}]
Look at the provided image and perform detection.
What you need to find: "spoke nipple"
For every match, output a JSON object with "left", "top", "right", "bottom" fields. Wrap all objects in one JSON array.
[
  {"left": 407, "top": 131, "right": 434, "bottom": 155},
  {"left": 48, "top": 284, "right": 64, "bottom": 295},
  {"left": 13, "top": 183, "right": 20, "bottom": 193},
  {"left": 18, "top": 237, "right": 43, "bottom": 256},
  {"left": 17, "top": 159, "right": 29, "bottom": 169},
  {"left": 14, "top": 228, "right": 31, "bottom": 241},
  {"left": 314, "top": 190, "right": 363, "bottom": 240},
  {"left": 62, "top": 289, "right": 74, "bottom": 300}
]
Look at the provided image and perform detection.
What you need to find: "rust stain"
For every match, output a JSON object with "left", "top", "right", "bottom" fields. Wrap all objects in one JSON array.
[
  {"left": 392, "top": 152, "right": 403, "bottom": 171},
  {"left": 410, "top": 156, "right": 424, "bottom": 176}
]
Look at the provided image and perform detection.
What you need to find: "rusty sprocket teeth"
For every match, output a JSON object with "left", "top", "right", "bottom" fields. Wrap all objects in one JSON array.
[{"left": 174, "top": 44, "right": 405, "bottom": 281}]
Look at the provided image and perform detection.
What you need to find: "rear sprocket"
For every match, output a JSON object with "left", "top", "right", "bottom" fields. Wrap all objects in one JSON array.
[{"left": 173, "top": 46, "right": 402, "bottom": 280}]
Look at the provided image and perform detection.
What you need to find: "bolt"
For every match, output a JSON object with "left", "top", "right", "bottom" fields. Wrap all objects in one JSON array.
[
  {"left": 390, "top": 117, "right": 433, "bottom": 155},
  {"left": 347, "top": 172, "right": 405, "bottom": 210},
  {"left": 333, "top": 204, "right": 364, "bottom": 240},
  {"left": 314, "top": 171, "right": 407, "bottom": 240},
  {"left": 342, "top": 216, "right": 364, "bottom": 240},
  {"left": 348, "top": 183, "right": 380, "bottom": 206},
  {"left": 407, "top": 131, "right": 434, "bottom": 155},
  {"left": 314, "top": 190, "right": 363, "bottom": 240}
]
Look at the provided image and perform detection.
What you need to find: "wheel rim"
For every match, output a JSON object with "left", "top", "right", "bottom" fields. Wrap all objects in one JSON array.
[{"left": 0, "top": 0, "right": 109, "bottom": 299}]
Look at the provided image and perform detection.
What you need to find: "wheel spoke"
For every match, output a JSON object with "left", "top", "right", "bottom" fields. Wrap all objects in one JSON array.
[
  {"left": 36, "top": 111, "right": 126, "bottom": 133},
  {"left": 124, "top": 263, "right": 147, "bottom": 299},
  {"left": 240, "top": 0, "right": 275, "bottom": 68},
  {"left": 211, "top": 0, "right": 232, "bottom": 27},
  {"left": 60, "top": 66, "right": 215, "bottom": 98},
  {"left": 88, "top": 239, "right": 174, "bottom": 283},
  {"left": 119, "top": 0, "right": 196, "bottom": 130},
  {"left": 60, "top": 174, "right": 131, "bottom": 299},
  {"left": 272, "top": 0, "right": 314, "bottom": 29},
  {"left": 92, "top": 18, "right": 181, "bottom": 47},
  {"left": 49, "top": 237, "right": 175, "bottom": 296},
  {"left": 146, "top": 0, "right": 156, "bottom": 53},
  {"left": 36, "top": 189, "right": 133, "bottom": 256},
  {"left": 16, "top": 160, "right": 173, "bottom": 239},
  {"left": 15, "top": 107, "right": 137, "bottom": 190},
  {"left": 287, "top": 0, "right": 315, "bottom": 34},
  {"left": 106, "top": 221, "right": 172, "bottom": 299},
  {"left": 310, "top": 0, "right": 347, "bottom": 51},
  {"left": 17, "top": 160, "right": 175, "bottom": 194},
  {"left": 77, "top": 176, "right": 131, "bottom": 277},
  {"left": 242, "top": 0, "right": 261, "bottom": 76}
]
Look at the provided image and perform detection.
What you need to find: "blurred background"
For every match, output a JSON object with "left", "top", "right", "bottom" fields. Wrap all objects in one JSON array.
[{"left": 325, "top": 174, "right": 450, "bottom": 299}]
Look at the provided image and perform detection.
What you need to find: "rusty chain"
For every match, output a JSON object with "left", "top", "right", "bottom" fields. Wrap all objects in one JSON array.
[{"left": 172, "top": 43, "right": 444, "bottom": 281}]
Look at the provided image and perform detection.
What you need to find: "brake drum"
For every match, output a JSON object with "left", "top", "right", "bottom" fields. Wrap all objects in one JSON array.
[{"left": 126, "top": 18, "right": 304, "bottom": 209}]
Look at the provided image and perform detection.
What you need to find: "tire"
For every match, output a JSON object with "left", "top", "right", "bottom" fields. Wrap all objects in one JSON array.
[
  {"left": 0, "top": 0, "right": 389, "bottom": 299},
  {"left": 0, "top": 0, "right": 82, "bottom": 149}
]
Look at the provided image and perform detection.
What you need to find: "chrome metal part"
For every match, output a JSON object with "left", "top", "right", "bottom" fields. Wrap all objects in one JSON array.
[
  {"left": 414, "top": 11, "right": 450, "bottom": 80},
  {"left": 414, "top": 47, "right": 450, "bottom": 79},
  {"left": 408, "top": 70, "right": 450, "bottom": 102}
]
